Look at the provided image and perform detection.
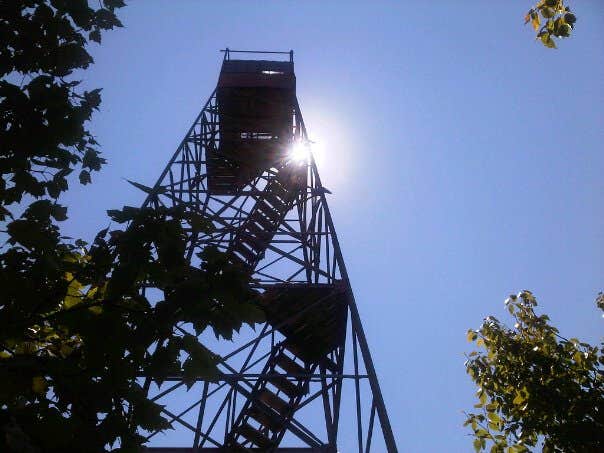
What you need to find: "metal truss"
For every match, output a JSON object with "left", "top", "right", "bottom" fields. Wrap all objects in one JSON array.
[{"left": 138, "top": 81, "right": 397, "bottom": 452}]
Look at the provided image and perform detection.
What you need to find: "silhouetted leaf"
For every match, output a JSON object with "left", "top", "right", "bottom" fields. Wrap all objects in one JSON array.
[
  {"left": 51, "top": 204, "right": 68, "bottom": 221},
  {"left": 89, "top": 29, "right": 102, "bottom": 43},
  {"left": 79, "top": 169, "right": 91, "bottom": 185}
]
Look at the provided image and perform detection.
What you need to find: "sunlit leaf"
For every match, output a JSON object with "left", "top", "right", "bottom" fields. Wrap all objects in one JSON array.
[
  {"left": 540, "top": 32, "right": 557, "bottom": 48},
  {"left": 541, "top": 7, "right": 555, "bottom": 18},
  {"left": 474, "top": 438, "right": 482, "bottom": 452},
  {"left": 531, "top": 12, "right": 541, "bottom": 31},
  {"left": 465, "top": 290, "right": 603, "bottom": 452}
]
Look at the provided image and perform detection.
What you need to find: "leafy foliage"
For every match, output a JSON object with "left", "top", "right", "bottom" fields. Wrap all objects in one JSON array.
[
  {"left": 0, "top": 2, "right": 262, "bottom": 451},
  {"left": 0, "top": 0, "right": 125, "bottom": 213},
  {"left": 1, "top": 205, "right": 262, "bottom": 451},
  {"left": 464, "top": 291, "right": 604, "bottom": 452},
  {"left": 525, "top": 0, "right": 576, "bottom": 49}
]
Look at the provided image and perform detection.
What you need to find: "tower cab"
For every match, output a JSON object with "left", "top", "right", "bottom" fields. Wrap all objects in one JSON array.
[{"left": 207, "top": 49, "right": 296, "bottom": 194}]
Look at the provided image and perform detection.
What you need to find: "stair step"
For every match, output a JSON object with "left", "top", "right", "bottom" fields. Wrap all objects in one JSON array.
[
  {"left": 256, "top": 201, "right": 281, "bottom": 223},
  {"left": 275, "top": 354, "right": 306, "bottom": 376},
  {"left": 254, "top": 210, "right": 277, "bottom": 229},
  {"left": 258, "top": 389, "right": 290, "bottom": 416},
  {"left": 244, "top": 221, "right": 270, "bottom": 243},
  {"left": 229, "top": 254, "right": 248, "bottom": 268},
  {"left": 248, "top": 211, "right": 274, "bottom": 231},
  {"left": 248, "top": 404, "right": 283, "bottom": 432},
  {"left": 263, "top": 192, "right": 287, "bottom": 212},
  {"left": 268, "top": 374, "right": 301, "bottom": 399},
  {"left": 269, "top": 181, "right": 290, "bottom": 202},
  {"left": 240, "top": 233, "right": 267, "bottom": 253},
  {"left": 237, "top": 422, "right": 273, "bottom": 449},
  {"left": 233, "top": 243, "right": 257, "bottom": 263}
]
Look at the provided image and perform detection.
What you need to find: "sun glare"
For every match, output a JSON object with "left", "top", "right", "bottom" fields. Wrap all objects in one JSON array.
[
  {"left": 288, "top": 141, "right": 310, "bottom": 164},
  {"left": 287, "top": 140, "right": 325, "bottom": 165}
]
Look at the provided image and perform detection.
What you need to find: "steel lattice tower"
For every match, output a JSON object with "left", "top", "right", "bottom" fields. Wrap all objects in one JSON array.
[{"left": 140, "top": 49, "right": 397, "bottom": 452}]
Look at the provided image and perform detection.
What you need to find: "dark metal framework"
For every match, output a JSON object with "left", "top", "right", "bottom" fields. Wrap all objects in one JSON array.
[{"left": 140, "top": 50, "right": 397, "bottom": 452}]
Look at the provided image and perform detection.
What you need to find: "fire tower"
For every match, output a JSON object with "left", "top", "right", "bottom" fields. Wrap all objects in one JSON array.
[{"left": 140, "top": 50, "right": 397, "bottom": 452}]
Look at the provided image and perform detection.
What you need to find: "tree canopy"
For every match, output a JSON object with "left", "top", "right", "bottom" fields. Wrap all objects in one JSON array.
[
  {"left": 465, "top": 291, "right": 604, "bottom": 452},
  {"left": 1, "top": 2, "right": 261, "bottom": 451},
  {"left": 0, "top": 0, "right": 126, "bottom": 211}
]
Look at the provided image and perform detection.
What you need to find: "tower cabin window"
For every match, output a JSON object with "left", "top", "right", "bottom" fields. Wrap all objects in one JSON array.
[{"left": 240, "top": 132, "right": 275, "bottom": 140}]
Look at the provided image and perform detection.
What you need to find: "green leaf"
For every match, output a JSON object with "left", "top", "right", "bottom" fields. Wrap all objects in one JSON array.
[
  {"left": 564, "top": 13, "right": 576, "bottom": 25},
  {"left": 474, "top": 438, "right": 482, "bottom": 452},
  {"left": 89, "top": 29, "right": 101, "bottom": 43},
  {"left": 51, "top": 204, "right": 68, "bottom": 221},
  {"left": 105, "top": 0, "right": 127, "bottom": 8},
  {"left": 7, "top": 219, "right": 57, "bottom": 250},
  {"left": 107, "top": 206, "right": 141, "bottom": 223},
  {"left": 476, "top": 428, "right": 490, "bottom": 439},
  {"left": 83, "top": 149, "right": 105, "bottom": 171},
  {"left": 541, "top": 7, "right": 555, "bottom": 19},
  {"left": 573, "top": 351, "right": 583, "bottom": 364},
  {"left": 546, "top": 19, "right": 555, "bottom": 31},
  {"left": 131, "top": 397, "right": 171, "bottom": 432},
  {"left": 487, "top": 411, "right": 500, "bottom": 424},
  {"left": 84, "top": 88, "right": 102, "bottom": 109},
  {"left": 182, "top": 356, "right": 219, "bottom": 388},
  {"left": 181, "top": 334, "right": 220, "bottom": 386},
  {"left": 485, "top": 402, "right": 498, "bottom": 412},
  {"left": 556, "top": 23, "right": 572, "bottom": 38},
  {"left": 540, "top": 32, "right": 557, "bottom": 48},
  {"left": 79, "top": 170, "right": 92, "bottom": 185}
]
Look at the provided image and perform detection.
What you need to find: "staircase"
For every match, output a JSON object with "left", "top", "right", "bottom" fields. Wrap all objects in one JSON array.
[
  {"left": 229, "top": 163, "right": 305, "bottom": 269},
  {"left": 226, "top": 344, "right": 314, "bottom": 450}
]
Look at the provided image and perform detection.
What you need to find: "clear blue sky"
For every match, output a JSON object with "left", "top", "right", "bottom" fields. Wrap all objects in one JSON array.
[{"left": 60, "top": 1, "right": 603, "bottom": 451}]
